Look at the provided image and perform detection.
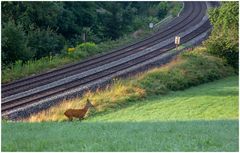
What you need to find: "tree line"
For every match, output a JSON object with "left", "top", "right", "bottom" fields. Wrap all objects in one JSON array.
[{"left": 2, "top": 1, "right": 178, "bottom": 66}]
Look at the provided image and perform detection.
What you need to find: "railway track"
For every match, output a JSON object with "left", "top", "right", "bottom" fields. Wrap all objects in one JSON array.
[
  {"left": 2, "top": 2, "right": 199, "bottom": 97},
  {"left": 2, "top": 2, "right": 212, "bottom": 119}
]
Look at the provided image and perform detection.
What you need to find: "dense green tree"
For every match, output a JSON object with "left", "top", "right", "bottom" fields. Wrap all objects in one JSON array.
[
  {"left": 23, "top": 2, "right": 62, "bottom": 29},
  {"left": 157, "top": 2, "right": 169, "bottom": 19},
  {"left": 204, "top": 2, "right": 239, "bottom": 70},
  {"left": 208, "top": 2, "right": 238, "bottom": 29},
  {"left": 2, "top": 21, "right": 33, "bottom": 65},
  {"left": 96, "top": 2, "right": 138, "bottom": 40},
  {"left": 27, "top": 27, "right": 65, "bottom": 59}
]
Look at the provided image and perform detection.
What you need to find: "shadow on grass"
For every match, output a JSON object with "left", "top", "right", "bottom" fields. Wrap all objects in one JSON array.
[
  {"left": 168, "top": 76, "right": 239, "bottom": 97},
  {"left": 2, "top": 120, "right": 239, "bottom": 152}
]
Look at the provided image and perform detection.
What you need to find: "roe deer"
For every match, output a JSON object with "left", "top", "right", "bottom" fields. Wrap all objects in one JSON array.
[{"left": 64, "top": 99, "right": 94, "bottom": 121}]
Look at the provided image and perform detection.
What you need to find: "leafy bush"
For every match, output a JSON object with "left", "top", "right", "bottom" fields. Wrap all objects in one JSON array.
[
  {"left": 204, "top": 2, "right": 239, "bottom": 70},
  {"left": 71, "top": 42, "right": 98, "bottom": 58},
  {"left": 76, "top": 42, "right": 97, "bottom": 51},
  {"left": 136, "top": 50, "right": 235, "bottom": 95},
  {"left": 204, "top": 28, "right": 238, "bottom": 70}
]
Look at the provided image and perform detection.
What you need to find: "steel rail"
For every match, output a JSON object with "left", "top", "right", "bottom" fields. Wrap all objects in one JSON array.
[{"left": 2, "top": 2, "right": 203, "bottom": 97}]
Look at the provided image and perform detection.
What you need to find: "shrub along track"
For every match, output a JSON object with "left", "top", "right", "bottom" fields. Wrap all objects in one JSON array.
[{"left": 1, "top": 2, "right": 212, "bottom": 120}]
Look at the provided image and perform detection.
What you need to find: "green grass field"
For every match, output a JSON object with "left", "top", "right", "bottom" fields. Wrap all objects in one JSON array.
[
  {"left": 88, "top": 76, "right": 238, "bottom": 122},
  {"left": 2, "top": 76, "right": 239, "bottom": 151}
]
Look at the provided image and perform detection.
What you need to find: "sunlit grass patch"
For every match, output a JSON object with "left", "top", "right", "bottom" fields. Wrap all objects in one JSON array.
[{"left": 26, "top": 79, "right": 146, "bottom": 122}]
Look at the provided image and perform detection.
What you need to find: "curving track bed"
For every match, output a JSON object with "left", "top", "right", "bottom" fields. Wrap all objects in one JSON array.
[{"left": 2, "top": 2, "right": 213, "bottom": 120}]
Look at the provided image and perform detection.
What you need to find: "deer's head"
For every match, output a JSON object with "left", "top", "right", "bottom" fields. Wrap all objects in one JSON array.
[{"left": 86, "top": 99, "right": 94, "bottom": 108}]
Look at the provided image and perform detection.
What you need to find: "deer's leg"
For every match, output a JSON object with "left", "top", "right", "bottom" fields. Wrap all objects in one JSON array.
[{"left": 69, "top": 117, "right": 73, "bottom": 121}]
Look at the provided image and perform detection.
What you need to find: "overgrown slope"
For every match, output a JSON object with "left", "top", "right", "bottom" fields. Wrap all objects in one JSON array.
[{"left": 25, "top": 48, "right": 235, "bottom": 122}]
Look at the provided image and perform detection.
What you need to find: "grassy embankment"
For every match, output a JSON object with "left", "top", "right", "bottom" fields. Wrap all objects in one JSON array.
[
  {"left": 2, "top": 76, "right": 238, "bottom": 151},
  {"left": 24, "top": 47, "right": 236, "bottom": 122}
]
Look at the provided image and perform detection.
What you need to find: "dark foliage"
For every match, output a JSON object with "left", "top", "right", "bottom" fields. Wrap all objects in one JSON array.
[{"left": 1, "top": 1, "right": 177, "bottom": 65}]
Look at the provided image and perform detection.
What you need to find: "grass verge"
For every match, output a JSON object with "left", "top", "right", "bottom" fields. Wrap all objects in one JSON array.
[{"left": 2, "top": 76, "right": 239, "bottom": 151}]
